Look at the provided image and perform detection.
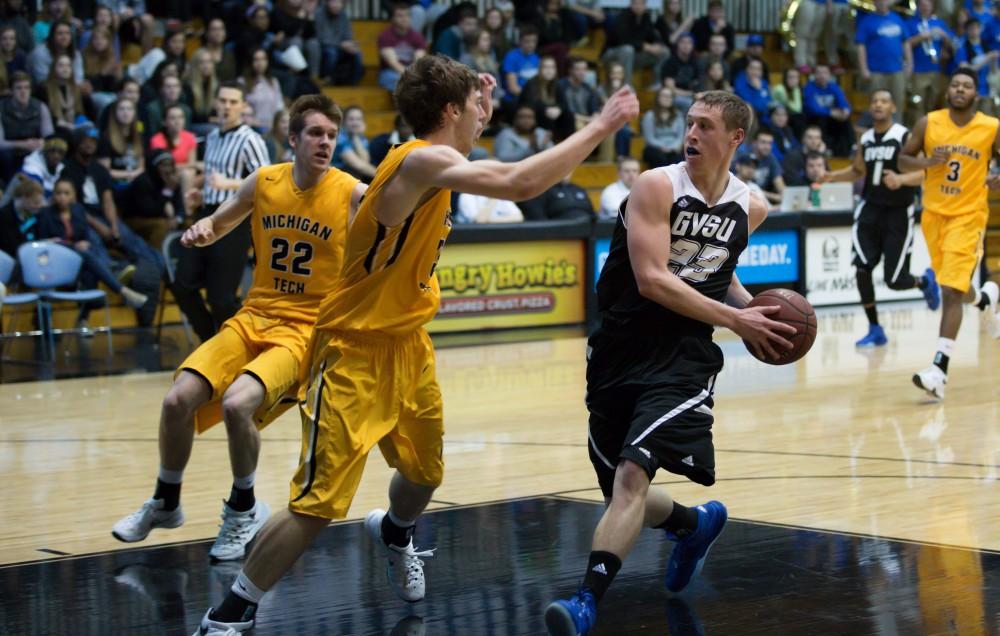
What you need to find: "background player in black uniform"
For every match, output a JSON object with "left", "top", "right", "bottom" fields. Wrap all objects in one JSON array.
[
  {"left": 545, "top": 92, "right": 796, "bottom": 636},
  {"left": 822, "top": 89, "right": 941, "bottom": 347}
]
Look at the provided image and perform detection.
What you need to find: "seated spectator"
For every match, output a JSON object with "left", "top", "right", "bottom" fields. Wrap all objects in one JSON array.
[
  {"left": 771, "top": 67, "right": 805, "bottom": 138},
  {"left": 98, "top": 97, "right": 144, "bottom": 188},
  {"left": 802, "top": 64, "right": 853, "bottom": 157},
  {"left": 495, "top": 105, "right": 553, "bottom": 162},
  {"left": 99, "top": 76, "right": 140, "bottom": 132},
  {"left": 313, "top": 0, "right": 363, "bottom": 86},
  {"left": 142, "top": 74, "right": 192, "bottom": 141},
  {"left": 382, "top": 0, "right": 449, "bottom": 36},
  {"left": 519, "top": 173, "right": 593, "bottom": 221},
  {"left": 0, "top": 26, "right": 26, "bottom": 90},
  {"left": 332, "top": 105, "right": 376, "bottom": 181},
  {"left": 599, "top": 156, "right": 639, "bottom": 219},
  {"left": 270, "top": 0, "right": 319, "bottom": 74},
  {"left": 27, "top": 19, "right": 83, "bottom": 87},
  {"left": 129, "top": 26, "right": 187, "bottom": 87},
  {"left": 148, "top": 104, "right": 198, "bottom": 168},
  {"left": 460, "top": 29, "right": 503, "bottom": 113},
  {"left": 0, "top": 175, "right": 44, "bottom": 259},
  {"left": 697, "top": 33, "right": 730, "bottom": 82},
  {"left": 96, "top": 3, "right": 155, "bottom": 60},
  {"left": 116, "top": 149, "right": 185, "bottom": 251},
  {"left": 558, "top": 56, "right": 601, "bottom": 155},
  {"left": 803, "top": 150, "right": 827, "bottom": 186},
  {"left": 236, "top": 6, "right": 277, "bottom": 68},
  {"left": 36, "top": 53, "right": 95, "bottom": 131},
  {"left": 660, "top": 32, "right": 698, "bottom": 112},
  {"left": 691, "top": 0, "right": 734, "bottom": 54},
  {"left": 501, "top": 24, "right": 540, "bottom": 110},
  {"left": 600, "top": 0, "right": 669, "bottom": 89},
  {"left": 533, "top": 0, "right": 583, "bottom": 74},
  {"left": 733, "top": 128, "right": 784, "bottom": 205},
  {"left": 21, "top": 133, "right": 66, "bottom": 199},
  {"left": 597, "top": 61, "right": 632, "bottom": 159},
  {"left": 566, "top": 0, "right": 604, "bottom": 35},
  {"left": 768, "top": 105, "right": 799, "bottom": 164},
  {"left": 483, "top": 7, "right": 512, "bottom": 60},
  {"left": 655, "top": 0, "right": 695, "bottom": 52},
  {"left": 433, "top": 5, "right": 478, "bottom": 60},
  {"left": 0, "top": 0, "right": 34, "bottom": 56},
  {"left": 519, "top": 55, "right": 574, "bottom": 142},
  {"left": 193, "top": 18, "right": 237, "bottom": 82},
  {"left": 0, "top": 71, "right": 54, "bottom": 181},
  {"left": 239, "top": 48, "right": 284, "bottom": 133},
  {"left": 78, "top": 6, "right": 118, "bottom": 53},
  {"left": 456, "top": 191, "right": 524, "bottom": 223},
  {"left": 182, "top": 50, "right": 218, "bottom": 137},
  {"left": 378, "top": 3, "right": 427, "bottom": 92},
  {"left": 733, "top": 58, "right": 772, "bottom": 126},
  {"left": 82, "top": 26, "right": 121, "bottom": 114},
  {"left": 138, "top": 60, "right": 182, "bottom": 111},
  {"left": 265, "top": 110, "right": 294, "bottom": 164},
  {"left": 699, "top": 59, "right": 731, "bottom": 92},
  {"left": 32, "top": 0, "right": 75, "bottom": 47},
  {"left": 641, "top": 87, "right": 685, "bottom": 168},
  {"left": 37, "top": 177, "right": 148, "bottom": 311},
  {"left": 730, "top": 33, "right": 769, "bottom": 82},
  {"left": 369, "top": 114, "right": 414, "bottom": 167},
  {"left": 733, "top": 154, "right": 767, "bottom": 202}
]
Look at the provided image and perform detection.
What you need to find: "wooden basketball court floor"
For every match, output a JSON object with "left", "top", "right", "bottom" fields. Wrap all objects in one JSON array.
[{"left": 2, "top": 301, "right": 999, "bottom": 635}]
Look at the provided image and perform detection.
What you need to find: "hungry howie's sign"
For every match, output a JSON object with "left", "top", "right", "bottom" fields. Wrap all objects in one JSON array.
[{"left": 428, "top": 240, "right": 586, "bottom": 333}]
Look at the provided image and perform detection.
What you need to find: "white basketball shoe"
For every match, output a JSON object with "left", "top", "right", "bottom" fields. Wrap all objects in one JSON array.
[
  {"left": 913, "top": 365, "right": 947, "bottom": 400},
  {"left": 112, "top": 498, "right": 185, "bottom": 542},
  {"left": 208, "top": 500, "right": 271, "bottom": 561},
  {"left": 365, "top": 508, "right": 434, "bottom": 602}
]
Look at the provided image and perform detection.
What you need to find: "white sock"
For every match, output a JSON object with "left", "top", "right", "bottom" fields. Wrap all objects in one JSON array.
[
  {"left": 233, "top": 472, "right": 255, "bottom": 490},
  {"left": 937, "top": 337, "right": 955, "bottom": 358},
  {"left": 158, "top": 466, "right": 183, "bottom": 484},
  {"left": 387, "top": 509, "right": 415, "bottom": 528},
  {"left": 231, "top": 570, "right": 266, "bottom": 604}
]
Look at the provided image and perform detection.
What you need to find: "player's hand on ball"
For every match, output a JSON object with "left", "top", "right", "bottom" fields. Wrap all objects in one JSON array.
[
  {"left": 731, "top": 305, "right": 796, "bottom": 362},
  {"left": 882, "top": 169, "right": 901, "bottom": 190},
  {"left": 181, "top": 218, "right": 216, "bottom": 247}
]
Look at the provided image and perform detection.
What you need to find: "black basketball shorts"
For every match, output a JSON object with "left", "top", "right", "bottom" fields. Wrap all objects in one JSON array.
[{"left": 852, "top": 200, "right": 916, "bottom": 286}]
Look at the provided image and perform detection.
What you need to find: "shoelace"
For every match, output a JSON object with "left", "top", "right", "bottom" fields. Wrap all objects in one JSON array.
[
  {"left": 216, "top": 511, "right": 255, "bottom": 545},
  {"left": 124, "top": 501, "right": 158, "bottom": 524},
  {"left": 395, "top": 546, "right": 435, "bottom": 582}
]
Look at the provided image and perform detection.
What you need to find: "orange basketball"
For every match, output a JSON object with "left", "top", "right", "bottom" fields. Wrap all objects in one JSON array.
[{"left": 743, "top": 289, "right": 818, "bottom": 365}]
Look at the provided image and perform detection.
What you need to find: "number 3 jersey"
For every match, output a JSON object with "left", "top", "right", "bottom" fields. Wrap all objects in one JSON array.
[
  {"left": 596, "top": 162, "right": 750, "bottom": 339},
  {"left": 923, "top": 108, "right": 999, "bottom": 217},
  {"left": 242, "top": 162, "right": 359, "bottom": 324}
]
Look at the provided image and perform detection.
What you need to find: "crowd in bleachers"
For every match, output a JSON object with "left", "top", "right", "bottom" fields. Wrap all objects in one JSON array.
[{"left": 1, "top": 0, "right": 998, "bottom": 336}]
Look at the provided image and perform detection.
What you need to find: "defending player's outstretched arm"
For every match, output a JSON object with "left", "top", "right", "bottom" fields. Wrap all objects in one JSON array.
[
  {"left": 181, "top": 171, "right": 257, "bottom": 248},
  {"left": 625, "top": 170, "right": 794, "bottom": 360}
]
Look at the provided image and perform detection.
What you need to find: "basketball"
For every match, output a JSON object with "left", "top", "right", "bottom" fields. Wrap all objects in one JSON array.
[{"left": 743, "top": 289, "right": 818, "bottom": 365}]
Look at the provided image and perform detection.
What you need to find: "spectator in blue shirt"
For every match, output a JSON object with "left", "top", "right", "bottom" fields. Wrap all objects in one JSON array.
[
  {"left": 962, "top": 0, "right": 992, "bottom": 26},
  {"left": 732, "top": 128, "right": 785, "bottom": 205},
  {"left": 733, "top": 58, "right": 772, "bottom": 127},
  {"left": 983, "top": 4, "right": 1000, "bottom": 52},
  {"left": 951, "top": 18, "right": 999, "bottom": 100},
  {"left": 906, "top": 0, "right": 953, "bottom": 120},
  {"left": 856, "top": 0, "right": 911, "bottom": 117},
  {"left": 431, "top": 6, "right": 479, "bottom": 60},
  {"left": 803, "top": 64, "right": 854, "bottom": 157},
  {"left": 501, "top": 25, "right": 540, "bottom": 110},
  {"left": 331, "top": 106, "right": 376, "bottom": 182}
]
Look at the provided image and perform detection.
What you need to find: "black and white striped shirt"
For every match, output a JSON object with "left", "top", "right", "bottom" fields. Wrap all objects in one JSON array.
[{"left": 202, "top": 123, "right": 269, "bottom": 206}]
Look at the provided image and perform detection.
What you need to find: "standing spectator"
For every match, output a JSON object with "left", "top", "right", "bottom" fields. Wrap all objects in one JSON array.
[
  {"left": 0, "top": 71, "right": 53, "bottom": 181},
  {"left": 659, "top": 32, "right": 698, "bottom": 112},
  {"left": 0, "top": 0, "right": 34, "bottom": 55},
  {"left": 906, "top": 0, "right": 953, "bottom": 121},
  {"left": 149, "top": 104, "right": 198, "bottom": 168},
  {"left": 239, "top": 48, "right": 285, "bottom": 132},
  {"left": 803, "top": 63, "right": 853, "bottom": 157},
  {"left": 369, "top": 114, "right": 413, "bottom": 167},
  {"left": 781, "top": 124, "right": 828, "bottom": 186},
  {"left": 597, "top": 61, "right": 633, "bottom": 158},
  {"left": 98, "top": 97, "right": 144, "bottom": 188},
  {"left": 856, "top": 0, "right": 910, "bottom": 117},
  {"left": 116, "top": 149, "right": 185, "bottom": 251},
  {"left": 332, "top": 105, "right": 376, "bottom": 181},
  {"left": 27, "top": 20, "right": 84, "bottom": 87},
  {"left": 0, "top": 176, "right": 44, "bottom": 259},
  {"left": 984, "top": 2, "right": 1000, "bottom": 53},
  {"left": 0, "top": 25, "right": 26, "bottom": 89},
  {"left": 141, "top": 74, "right": 192, "bottom": 140},
  {"left": 377, "top": 3, "right": 427, "bottom": 92},
  {"left": 771, "top": 67, "right": 806, "bottom": 137},
  {"left": 495, "top": 105, "right": 553, "bottom": 162},
  {"left": 963, "top": 0, "right": 991, "bottom": 25},
  {"left": 600, "top": 0, "right": 669, "bottom": 89},
  {"left": 825, "top": 0, "right": 853, "bottom": 73},
  {"left": 691, "top": 0, "right": 734, "bottom": 54},
  {"left": 640, "top": 86, "right": 684, "bottom": 168},
  {"left": 313, "top": 0, "right": 363, "bottom": 86},
  {"left": 183, "top": 49, "right": 219, "bottom": 136},
  {"left": 501, "top": 24, "right": 540, "bottom": 110},
  {"left": 36, "top": 53, "right": 94, "bottom": 131},
  {"left": 598, "top": 156, "right": 639, "bottom": 219},
  {"left": 767, "top": 105, "right": 798, "bottom": 163},
  {"left": 176, "top": 82, "right": 268, "bottom": 342},
  {"left": 193, "top": 18, "right": 237, "bottom": 82},
  {"left": 519, "top": 173, "right": 593, "bottom": 221},
  {"left": 951, "top": 18, "right": 997, "bottom": 112},
  {"left": 733, "top": 128, "right": 785, "bottom": 205},
  {"left": 793, "top": 0, "right": 827, "bottom": 73},
  {"left": 730, "top": 33, "right": 769, "bottom": 82},
  {"left": 483, "top": 7, "right": 512, "bottom": 60},
  {"left": 432, "top": 6, "right": 478, "bottom": 60},
  {"left": 733, "top": 58, "right": 772, "bottom": 126},
  {"left": 519, "top": 54, "right": 574, "bottom": 142},
  {"left": 655, "top": 0, "right": 695, "bottom": 52},
  {"left": 82, "top": 26, "right": 121, "bottom": 114}
]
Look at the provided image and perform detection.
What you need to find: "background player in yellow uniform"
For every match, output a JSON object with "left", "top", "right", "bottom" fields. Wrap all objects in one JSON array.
[
  {"left": 901, "top": 67, "right": 1000, "bottom": 400},
  {"left": 112, "top": 95, "right": 366, "bottom": 561},
  {"left": 193, "top": 54, "right": 638, "bottom": 635}
]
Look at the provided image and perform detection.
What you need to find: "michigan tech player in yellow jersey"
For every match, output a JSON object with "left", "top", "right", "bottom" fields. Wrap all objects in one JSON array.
[
  {"left": 111, "top": 95, "right": 366, "bottom": 565},
  {"left": 193, "top": 56, "right": 638, "bottom": 635},
  {"left": 901, "top": 68, "right": 1000, "bottom": 401}
]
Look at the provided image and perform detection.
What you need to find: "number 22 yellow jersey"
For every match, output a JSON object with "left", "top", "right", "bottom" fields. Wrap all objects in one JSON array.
[
  {"left": 923, "top": 109, "right": 999, "bottom": 217},
  {"left": 242, "top": 162, "right": 359, "bottom": 324}
]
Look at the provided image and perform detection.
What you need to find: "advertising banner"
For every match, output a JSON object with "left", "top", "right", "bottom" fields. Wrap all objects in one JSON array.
[
  {"left": 735, "top": 229, "right": 799, "bottom": 284},
  {"left": 428, "top": 240, "right": 587, "bottom": 333}
]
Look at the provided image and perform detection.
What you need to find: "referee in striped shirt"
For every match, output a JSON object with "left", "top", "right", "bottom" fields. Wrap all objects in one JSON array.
[{"left": 175, "top": 81, "right": 269, "bottom": 342}]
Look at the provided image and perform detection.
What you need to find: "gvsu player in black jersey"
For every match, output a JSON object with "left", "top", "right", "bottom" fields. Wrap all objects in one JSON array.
[
  {"left": 545, "top": 92, "right": 796, "bottom": 636},
  {"left": 822, "top": 89, "right": 941, "bottom": 347}
]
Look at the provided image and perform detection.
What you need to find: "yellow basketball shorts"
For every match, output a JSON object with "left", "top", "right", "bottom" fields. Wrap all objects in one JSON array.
[
  {"left": 922, "top": 208, "right": 987, "bottom": 294},
  {"left": 178, "top": 309, "right": 312, "bottom": 433},
  {"left": 289, "top": 328, "right": 445, "bottom": 520}
]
